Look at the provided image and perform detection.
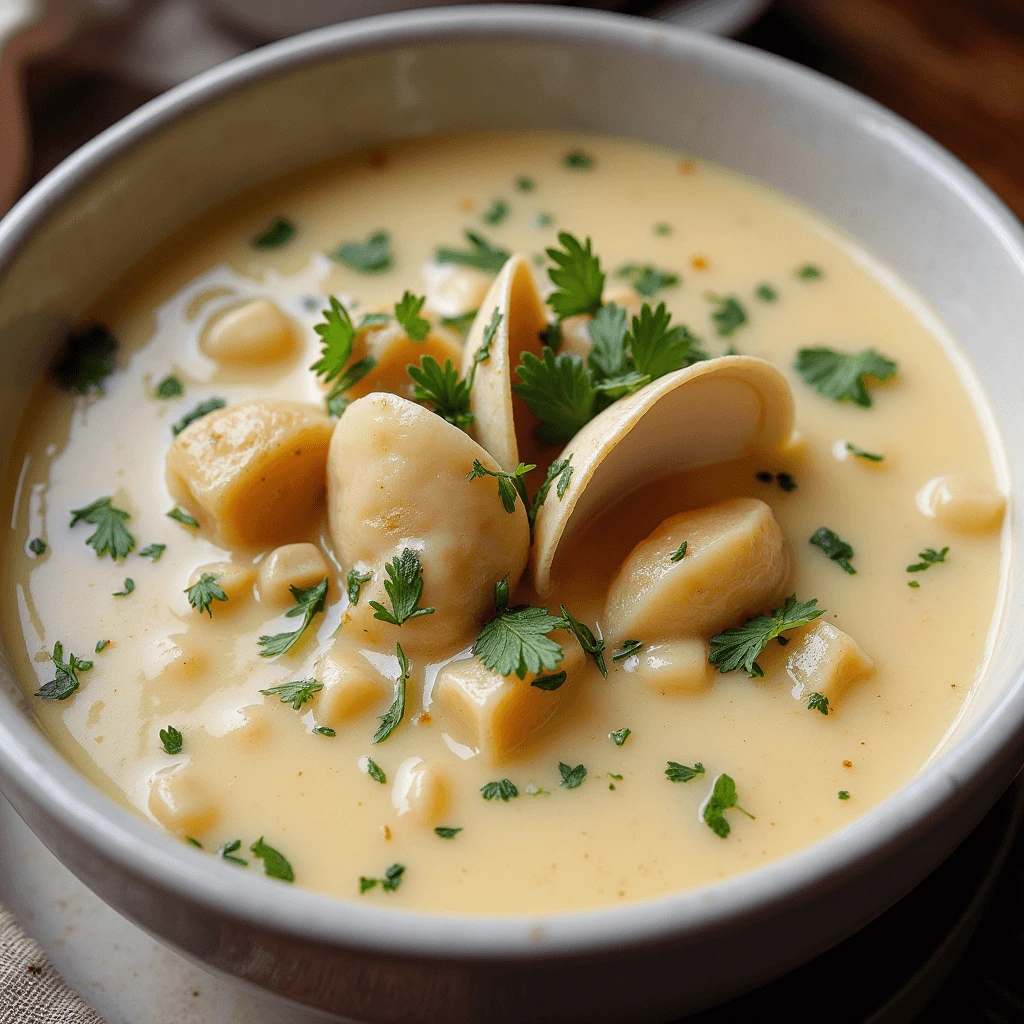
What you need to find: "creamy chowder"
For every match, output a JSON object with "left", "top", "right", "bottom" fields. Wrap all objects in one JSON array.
[{"left": 1, "top": 132, "right": 1007, "bottom": 914}]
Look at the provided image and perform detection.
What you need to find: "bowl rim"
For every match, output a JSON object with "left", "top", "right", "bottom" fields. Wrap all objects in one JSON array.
[{"left": 0, "top": 2, "right": 1022, "bottom": 962}]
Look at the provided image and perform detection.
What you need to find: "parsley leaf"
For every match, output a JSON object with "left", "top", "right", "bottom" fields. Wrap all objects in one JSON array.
[
  {"left": 796, "top": 264, "right": 823, "bottom": 280},
  {"left": 708, "top": 595, "right": 824, "bottom": 678},
  {"left": 435, "top": 231, "right": 510, "bottom": 273},
  {"left": 140, "top": 542, "right": 166, "bottom": 560},
  {"left": 359, "top": 863, "right": 404, "bottom": 893},
  {"left": 794, "top": 347, "right": 897, "bottom": 407},
  {"left": 28, "top": 538, "right": 46, "bottom": 556},
  {"left": 513, "top": 347, "right": 596, "bottom": 444},
  {"left": 310, "top": 296, "right": 356, "bottom": 383},
  {"left": 373, "top": 643, "right": 408, "bottom": 744},
  {"left": 670, "top": 541, "right": 688, "bottom": 562},
  {"left": 218, "top": 839, "right": 248, "bottom": 865},
  {"left": 69, "top": 497, "right": 135, "bottom": 560},
  {"left": 155, "top": 374, "right": 183, "bottom": 398},
  {"left": 846, "top": 442, "right": 884, "bottom": 462},
  {"left": 260, "top": 678, "right": 323, "bottom": 710},
  {"left": 54, "top": 323, "right": 117, "bottom": 395},
  {"left": 346, "top": 567, "right": 372, "bottom": 605},
  {"left": 313, "top": 725, "right": 336, "bottom": 737},
  {"left": 439, "top": 310, "right": 478, "bottom": 337},
  {"left": 474, "top": 578, "right": 566, "bottom": 679},
  {"left": 258, "top": 578, "right": 328, "bottom": 657},
  {"left": 609, "top": 727, "right": 631, "bottom": 746},
  {"left": 616, "top": 263, "right": 679, "bottom": 298},
  {"left": 564, "top": 151, "right": 593, "bottom": 170},
  {"left": 95, "top": 640, "right": 109, "bottom": 653},
  {"left": 408, "top": 356, "right": 473, "bottom": 430},
  {"left": 434, "top": 826, "right": 462, "bottom": 839},
  {"left": 558, "top": 762, "right": 586, "bottom": 789},
  {"left": 756, "top": 284, "right": 778, "bottom": 302},
  {"left": 253, "top": 218, "right": 295, "bottom": 248},
  {"left": 527, "top": 456, "right": 573, "bottom": 533},
  {"left": 250, "top": 837, "right": 294, "bottom": 882},
  {"left": 531, "top": 672, "right": 566, "bottom": 691},
  {"left": 331, "top": 231, "right": 392, "bottom": 273},
  {"left": 172, "top": 397, "right": 225, "bottom": 436},
  {"left": 467, "top": 459, "right": 533, "bottom": 516},
  {"left": 369, "top": 549, "right": 435, "bottom": 626},
  {"left": 907, "top": 547, "right": 949, "bottom": 573},
  {"left": 481, "top": 779, "right": 519, "bottom": 801},
  {"left": 809, "top": 527, "right": 856, "bottom": 575},
  {"left": 559, "top": 604, "right": 607, "bottom": 677},
  {"left": 707, "top": 295, "right": 748, "bottom": 337},
  {"left": 483, "top": 199, "right": 509, "bottom": 225},
  {"left": 394, "top": 291, "right": 430, "bottom": 342},
  {"left": 838, "top": 790, "right": 851, "bottom": 800},
  {"left": 703, "top": 773, "right": 754, "bottom": 838},
  {"left": 113, "top": 578, "right": 135, "bottom": 597},
  {"left": 612, "top": 641, "right": 642, "bottom": 662},
  {"left": 546, "top": 232, "right": 604, "bottom": 319},
  {"left": 586, "top": 302, "right": 632, "bottom": 381},
  {"left": 366, "top": 757, "right": 386, "bottom": 784},
  {"left": 325, "top": 358, "right": 375, "bottom": 416},
  {"left": 35, "top": 642, "right": 90, "bottom": 700},
  {"left": 628, "top": 302, "right": 706, "bottom": 380},
  {"left": 185, "top": 572, "right": 227, "bottom": 617},
  {"left": 159, "top": 726, "right": 183, "bottom": 754},
  {"left": 516, "top": 177, "right": 535, "bottom": 192},
  {"left": 666, "top": 761, "right": 706, "bottom": 783},
  {"left": 776, "top": 472, "right": 797, "bottom": 493},
  {"left": 807, "top": 692, "right": 830, "bottom": 715},
  {"left": 167, "top": 506, "right": 199, "bottom": 528}
]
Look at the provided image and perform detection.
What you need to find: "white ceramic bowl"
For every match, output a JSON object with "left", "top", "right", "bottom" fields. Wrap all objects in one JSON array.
[{"left": 0, "top": 8, "right": 1022, "bottom": 1022}]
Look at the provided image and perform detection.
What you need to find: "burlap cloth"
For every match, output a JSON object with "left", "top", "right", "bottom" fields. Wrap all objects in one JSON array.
[{"left": 0, "top": 904, "right": 104, "bottom": 1023}]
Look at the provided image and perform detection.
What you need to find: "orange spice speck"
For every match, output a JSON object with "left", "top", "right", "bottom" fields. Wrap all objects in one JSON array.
[
  {"left": 842, "top": 760, "right": 853, "bottom": 768},
  {"left": 691, "top": 256, "right": 709, "bottom": 271},
  {"left": 458, "top": 198, "right": 476, "bottom": 213},
  {"left": 381, "top": 825, "right": 392, "bottom": 840},
  {"left": 678, "top": 160, "right": 696, "bottom": 175}
]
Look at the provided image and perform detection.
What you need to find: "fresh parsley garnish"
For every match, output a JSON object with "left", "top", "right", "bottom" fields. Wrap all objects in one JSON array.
[
  {"left": 654, "top": 222, "right": 672, "bottom": 236},
  {"left": 439, "top": 310, "right": 478, "bottom": 337},
  {"left": 155, "top": 374, "right": 183, "bottom": 398},
  {"left": 707, "top": 294, "right": 748, "bottom": 337},
  {"left": 250, "top": 837, "right": 294, "bottom": 882},
  {"left": 159, "top": 726, "right": 183, "bottom": 754},
  {"left": 531, "top": 672, "right": 566, "bottom": 691},
  {"left": 309, "top": 296, "right": 375, "bottom": 416},
  {"left": 172, "top": 397, "right": 225, "bottom": 436},
  {"left": 167, "top": 507, "right": 199, "bottom": 528},
  {"left": 28, "top": 538, "right": 46, "bottom": 556},
  {"left": 366, "top": 757, "right": 386, "bottom": 784},
  {"left": 703, "top": 773, "right": 754, "bottom": 838},
  {"left": 516, "top": 176, "right": 535, "bottom": 192},
  {"left": 185, "top": 572, "right": 227, "bottom": 617},
  {"left": 394, "top": 291, "right": 430, "bottom": 342},
  {"left": 69, "top": 497, "right": 135, "bottom": 560},
  {"left": 54, "top": 323, "right": 117, "bottom": 395},
  {"left": 331, "top": 231, "right": 392, "bottom": 273},
  {"left": 708, "top": 595, "right": 824, "bottom": 678},
  {"left": 612, "top": 641, "right": 642, "bottom": 662},
  {"left": 846, "top": 442, "right": 884, "bottom": 462},
  {"left": 474, "top": 577, "right": 565, "bottom": 679},
  {"left": 609, "top": 727, "right": 631, "bottom": 746},
  {"left": 776, "top": 472, "right": 797, "bottom": 493},
  {"left": 810, "top": 527, "right": 856, "bottom": 575},
  {"left": 35, "top": 642, "right": 90, "bottom": 700},
  {"left": 807, "top": 692, "right": 830, "bottom": 715},
  {"left": 838, "top": 790, "right": 851, "bottom": 800},
  {"left": 559, "top": 604, "right": 607, "bottom": 677},
  {"left": 483, "top": 199, "right": 510, "bottom": 225},
  {"left": 435, "top": 231, "right": 510, "bottom": 273},
  {"left": 796, "top": 264, "right": 823, "bottom": 280},
  {"left": 794, "top": 347, "right": 897, "bottom": 407},
  {"left": 253, "top": 218, "right": 295, "bottom": 248},
  {"left": 346, "top": 568, "right": 372, "bottom": 605},
  {"left": 258, "top": 578, "right": 328, "bottom": 657},
  {"left": 558, "top": 762, "right": 586, "bottom": 789},
  {"left": 666, "top": 761, "right": 706, "bottom": 783},
  {"left": 527, "top": 457, "right": 572, "bottom": 532},
  {"left": 409, "top": 356, "right": 474, "bottom": 430},
  {"left": 907, "top": 547, "right": 949, "bottom": 573},
  {"left": 260, "top": 678, "right": 323, "bottom": 710},
  {"left": 513, "top": 347, "right": 596, "bottom": 444},
  {"left": 481, "top": 779, "right": 519, "bottom": 801},
  {"left": 369, "top": 549, "right": 434, "bottom": 626},
  {"left": 546, "top": 232, "right": 604, "bottom": 319},
  {"left": 139, "top": 542, "right": 166, "bottom": 559},
  {"left": 755, "top": 284, "right": 778, "bottom": 302},
  {"left": 434, "top": 826, "right": 462, "bottom": 839},
  {"left": 113, "top": 578, "right": 135, "bottom": 597},
  {"left": 359, "top": 863, "right": 404, "bottom": 893},
  {"left": 616, "top": 263, "right": 679, "bottom": 298},
  {"left": 467, "top": 459, "right": 533, "bottom": 515},
  {"left": 313, "top": 725, "right": 335, "bottom": 737},
  {"left": 564, "top": 150, "right": 594, "bottom": 169},
  {"left": 186, "top": 837, "right": 203, "bottom": 848},
  {"left": 670, "top": 541, "right": 688, "bottom": 562},
  {"left": 218, "top": 839, "right": 248, "bottom": 865},
  {"left": 95, "top": 640, "right": 109, "bottom": 653},
  {"left": 627, "top": 302, "right": 706, "bottom": 380},
  {"left": 373, "top": 643, "right": 409, "bottom": 744}
]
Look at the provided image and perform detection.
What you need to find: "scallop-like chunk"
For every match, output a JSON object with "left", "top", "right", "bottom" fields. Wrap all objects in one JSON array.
[
  {"left": 313, "top": 645, "right": 387, "bottom": 727},
  {"left": 201, "top": 299, "right": 298, "bottom": 364},
  {"left": 635, "top": 639, "right": 712, "bottom": 695},
  {"left": 786, "top": 621, "right": 874, "bottom": 704},
  {"left": 604, "top": 498, "right": 790, "bottom": 642},
  {"left": 223, "top": 703, "right": 276, "bottom": 749},
  {"left": 188, "top": 562, "right": 254, "bottom": 605},
  {"left": 258, "top": 543, "right": 329, "bottom": 606},
  {"left": 148, "top": 770, "right": 219, "bottom": 835},
  {"left": 391, "top": 757, "right": 448, "bottom": 826},
  {"left": 327, "top": 393, "right": 530, "bottom": 654},
  {"left": 146, "top": 634, "right": 210, "bottom": 685},
  {"left": 167, "top": 400, "right": 333, "bottom": 547},
  {"left": 916, "top": 474, "right": 1006, "bottom": 534},
  {"left": 434, "top": 644, "right": 584, "bottom": 762},
  {"left": 423, "top": 261, "right": 493, "bottom": 318}
]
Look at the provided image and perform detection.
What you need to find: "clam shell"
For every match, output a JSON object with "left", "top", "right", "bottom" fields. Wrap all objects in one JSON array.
[{"left": 531, "top": 355, "right": 796, "bottom": 596}]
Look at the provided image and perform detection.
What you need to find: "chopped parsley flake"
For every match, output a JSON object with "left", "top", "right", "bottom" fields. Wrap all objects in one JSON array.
[
  {"left": 113, "top": 577, "right": 135, "bottom": 597},
  {"left": 159, "top": 726, "right": 183, "bottom": 754},
  {"left": 527, "top": 457, "right": 573, "bottom": 534},
  {"left": 670, "top": 541, "right": 688, "bottom": 562},
  {"left": 838, "top": 790, "right": 851, "bottom": 800},
  {"left": 346, "top": 568, "right": 372, "bottom": 605},
  {"left": 846, "top": 442, "right": 884, "bottom": 462},
  {"left": 481, "top": 778, "right": 519, "bottom": 801},
  {"left": 796, "top": 264, "right": 823, "bottom": 280},
  {"left": 331, "top": 231, "right": 392, "bottom": 273},
  {"left": 794, "top": 347, "right": 897, "bottom": 407},
  {"left": 434, "top": 826, "right": 462, "bottom": 839},
  {"left": 483, "top": 199, "right": 510, "bottom": 225},
  {"left": 564, "top": 150, "right": 594, "bottom": 169},
  {"left": 167, "top": 507, "right": 199, "bottom": 528},
  {"left": 186, "top": 837, "right": 203, "bottom": 848},
  {"left": 776, "top": 472, "right": 797, "bottom": 493},
  {"left": 257, "top": 578, "right": 328, "bottom": 657},
  {"left": 394, "top": 291, "right": 430, "bottom": 342},
  {"left": 616, "top": 263, "right": 680, "bottom": 298},
  {"left": 536, "top": 212, "right": 554, "bottom": 228},
  {"left": 54, "top": 323, "right": 117, "bottom": 395},
  {"left": 654, "top": 222, "right": 672, "bottom": 236},
  {"left": 260, "top": 678, "right": 323, "bottom": 710},
  {"left": 366, "top": 757, "right": 386, "bottom": 784},
  {"left": 709, "top": 595, "right": 824, "bottom": 678},
  {"left": 155, "top": 374, "right": 183, "bottom": 398},
  {"left": 95, "top": 640, "right": 109, "bottom": 653},
  {"left": 474, "top": 577, "right": 565, "bottom": 679},
  {"left": 369, "top": 549, "right": 435, "bottom": 626},
  {"left": 612, "top": 641, "right": 642, "bottom": 662},
  {"left": 172, "top": 397, "right": 226, "bottom": 436},
  {"left": 313, "top": 726, "right": 335, "bottom": 737},
  {"left": 703, "top": 773, "right": 754, "bottom": 838},
  {"left": 908, "top": 581, "right": 920, "bottom": 589},
  {"left": 546, "top": 232, "right": 605, "bottom": 319},
  {"left": 28, "top": 538, "right": 46, "bottom": 556},
  {"left": 253, "top": 218, "right": 295, "bottom": 248},
  {"left": 755, "top": 284, "right": 778, "bottom": 302},
  {"left": 609, "top": 727, "right": 631, "bottom": 746},
  {"left": 468, "top": 459, "right": 534, "bottom": 516},
  {"left": 373, "top": 643, "right": 409, "bottom": 744},
  {"left": 516, "top": 177, "right": 535, "bottom": 192},
  {"left": 435, "top": 231, "right": 510, "bottom": 274},
  {"left": 755, "top": 470, "right": 774, "bottom": 483},
  {"left": 807, "top": 692, "right": 830, "bottom": 715},
  {"left": 666, "top": 761, "right": 706, "bottom": 783},
  {"left": 139, "top": 543, "right": 166, "bottom": 560},
  {"left": 359, "top": 863, "right": 404, "bottom": 893},
  {"left": 250, "top": 837, "right": 294, "bottom": 882},
  {"left": 35, "top": 642, "right": 90, "bottom": 701},
  {"left": 708, "top": 294, "right": 748, "bottom": 337},
  {"left": 531, "top": 671, "right": 566, "bottom": 691},
  {"left": 559, "top": 604, "right": 607, "bottom": 678},
  {"left": 907, "top": 547, "right": 949, "bottom": 572},
  {"left": 558, "top": 762, "right": 586, "bottom": 789},
  {"left": 218, "top": 839, "right": 248, "bottom": 865},
  {"left": 185, "top": 572, "right": 227, "bottom": 617},
  {"left": 70, "top": 496, "right": 135, "bottom": 560},
  {"left": 809, "top": 527, "right": 856, "bottom": 575}
]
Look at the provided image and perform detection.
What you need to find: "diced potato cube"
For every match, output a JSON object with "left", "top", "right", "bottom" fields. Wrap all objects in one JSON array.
[
  {"left": 433, "top": 644, "right": 584, "bottom": 762},
  {"left": 313, "top": 645, "right": 387, "bottom": 728},
  {"left": 201, "top": 299, "right": 298, "bottom": 364},
  {"left": 146, "top": 634, "right": 210, "bottom": 685},
  {"left": 635, "top": 638, "right": 712, "bottom": 695},
  {"left": 917, "top": 474, "right": 1006, "bottom": 534},
  {"left": 786, "top": 620, "right": 874, "bottom": 704},
  {"left": 187, "top": 561, "right": 254, "bottom": 605},
  {"left": 148, "top": 770, "right": 219, "bottom": 835},
  {"left": 223, "top": 703, "right": 276, "bottom": 749},
  {"left": 257, "top": 543, "right": 329, "bottom": 606},
  {"left": 166, "top": 399, "right": 334, "bottom": 547},
  {"left": 604, "top": 497, "right": 790, "bottom": 642},
  {"left": 602, "top": 284, "right": 643, "bottom": 315},
  {"left": 391, "top": 757, "right": 448, "bottom": 827}
]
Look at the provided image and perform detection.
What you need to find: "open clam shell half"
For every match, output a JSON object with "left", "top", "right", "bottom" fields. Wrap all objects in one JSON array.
[{"left": 531, "top": 355, "right": 796, "bottom": 597}]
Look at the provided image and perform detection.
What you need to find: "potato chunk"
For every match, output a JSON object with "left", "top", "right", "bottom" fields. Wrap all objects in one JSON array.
[
  {"left": 604, "top": 497, "right": 790, "bottom": 642},
  {"left": 391, "top": 757, "right": 448, "bottom": 827},
  {"left": 635, "top": 639, "right": 712, "bottom": 695},
  {"left": 786, "top": 621, "right": 874, "bottom": 704},
  {"left": 148, "top": 770, "right": 219, "bottom": 835},
  {"left": 313, "top": 645, "right": 387, "bottom": 728},
  {"left": 422, "top": 262, "right": 493, "bottom": 318},
  {"left": 433, "top": 645, "right": 584, "bottom": 762},
  {"left": 328, "top": 393, "right": 530, "bottom": 653},
  {"left": 167, "top": 400, "right": 333, "bottom": 547},
  {"left": 201, "top": 299, "right": 298, "bottom": 364},
  {"left": 258, "top": 543, "right": 329, "bottom": 606},
  {"left": 188, "top": 562, "right": 254, "bottom": 605},
  {"left": 917, "top": 474, "right": 1006, "bottom": 534}
]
